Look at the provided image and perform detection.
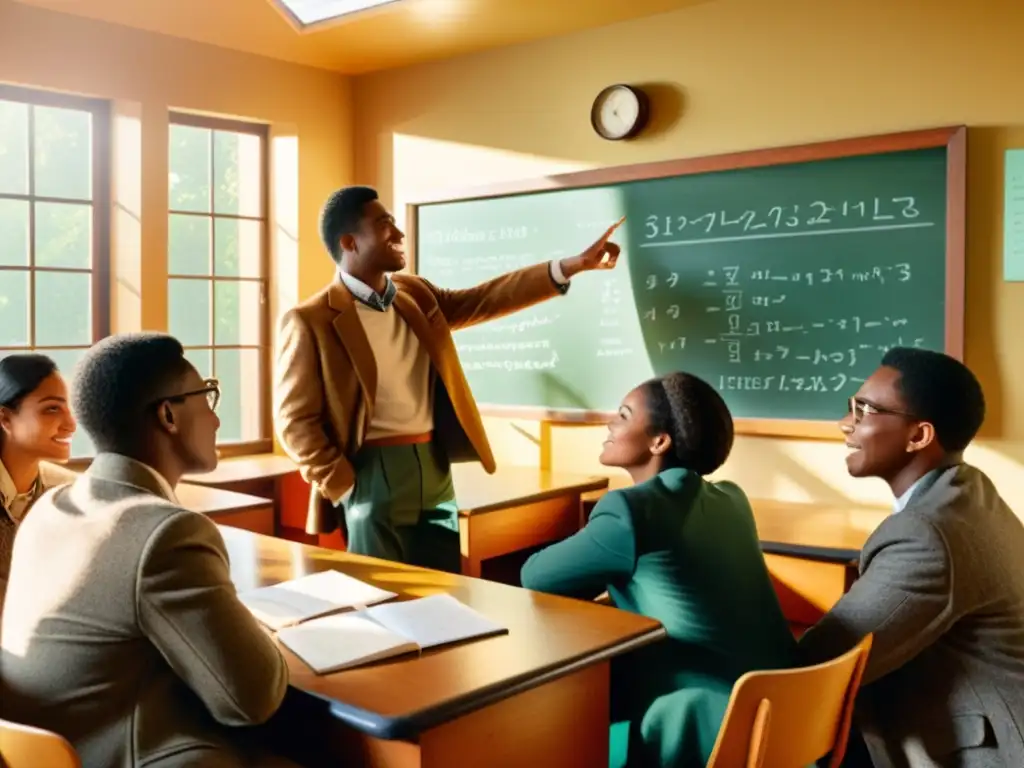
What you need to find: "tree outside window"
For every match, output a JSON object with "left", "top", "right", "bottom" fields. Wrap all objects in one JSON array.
[
  {"left": 167, "top": 115, "right": 268, "bottom": 449},
  {"left": 0, "top": 86, "right": 110, "bottom": 459}
]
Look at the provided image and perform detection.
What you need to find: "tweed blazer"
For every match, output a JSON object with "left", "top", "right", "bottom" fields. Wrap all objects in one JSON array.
[
  {"left": 800, "top": 464, "right": 1024, "bottom": 768},
  {"left": 0, "top": 453, "right": 289, "bottom": 768}
]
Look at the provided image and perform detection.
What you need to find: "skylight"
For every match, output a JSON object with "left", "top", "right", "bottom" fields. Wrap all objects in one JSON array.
[{"left": 277, "top": 0, "right": 402, "bottom": 26}]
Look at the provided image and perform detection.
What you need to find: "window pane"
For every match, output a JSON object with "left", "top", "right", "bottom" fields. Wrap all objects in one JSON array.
[
  {"left": 35, "top": 271, "right": 91, "bottom": 346},
  {"left": 46, "top": 346, "right": 95, "bottom": 458},
  {"left": 0, "top": 100, "right": 29, "bottom": 195},
  {"left": 0, "top": 270, "right": 30, "bottom": 346},
  {"left": 214, "top": 348, "right": 261, "bottom": 442},
  {"left": 213, "top": 130, "right": 262, "bottom": 217},
  {"left": 214, "top": 280, "right": 262, "bottom": 345},
  {"left": 168, "top": 278, "right": 211, "bottom": 346},
  {"left": 35, "top": 202, "right": 91, "bottom": 269},
  {"left": 214, "top": 217, "right": 262, "bottom": 278},
  {"left": 169, "top": 213, "right": 211, "bottom": 276},
  {"left": 184, "top": 347, "right": 213, "bottom": 379},
  {"left": 34, "top": 105, "right": 92, "bottom": 200},
  {"left": 169, "top": 124, "right": 211, "bottom": 213},
  {"left": 0, "top": 199, "right": 29, "bottom": 266}
]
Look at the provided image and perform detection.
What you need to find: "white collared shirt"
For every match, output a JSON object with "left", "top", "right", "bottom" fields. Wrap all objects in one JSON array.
[{"left": 893, "top": 469, "right": 940, "bottom": 513}]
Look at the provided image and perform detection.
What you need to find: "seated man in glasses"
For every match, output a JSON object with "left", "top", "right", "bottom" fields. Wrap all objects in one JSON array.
[
  {"left": 1, "top": 333, "right": 291, "bottom": 768},
  {"left": 799, "top": 347, "right": 1024, "bottom": 767}
]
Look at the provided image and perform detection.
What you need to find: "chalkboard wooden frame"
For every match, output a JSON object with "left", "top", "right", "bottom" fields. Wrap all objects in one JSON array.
[{"left": 407, "top": 126, "right": 966, "bottom": 440}]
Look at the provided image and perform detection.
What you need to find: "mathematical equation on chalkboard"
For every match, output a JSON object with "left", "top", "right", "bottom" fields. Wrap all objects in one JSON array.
[
  {"left": 638, "top": 257, "right": 933, "bottom": 383},
  {"left": 641, "top": 196, "right": 928, "bottom": 245}
]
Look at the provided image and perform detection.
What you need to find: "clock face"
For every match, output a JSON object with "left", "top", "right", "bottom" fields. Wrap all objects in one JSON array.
[{"left": 592, "top": 85, "right": 643, "bottom": 140}]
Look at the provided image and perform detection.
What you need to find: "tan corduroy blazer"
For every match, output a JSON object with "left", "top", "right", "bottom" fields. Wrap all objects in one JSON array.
[{"left": 273, "top": 263, "right": 565, "bottom": 534}]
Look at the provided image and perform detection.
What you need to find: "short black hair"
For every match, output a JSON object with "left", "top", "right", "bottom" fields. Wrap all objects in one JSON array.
[
  {"left": 881, "top": 347, "right": 985, "bottom": 453},
  {"left": 0, "top": 353, "right": 59, "bottom": 411},
  {"left": 319, "top": 186, "right": 379, "bottom": 263},
  {"left": 640, "top": 372, "right": 735, "bottom": 475},
  {"left": 73, "top": 333, "right": 193, "bottom": 453}
]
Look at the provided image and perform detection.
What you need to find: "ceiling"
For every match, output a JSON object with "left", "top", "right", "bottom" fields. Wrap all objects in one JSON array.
[{"left": 13, "top": 0, "right": 707, "bottom": 74}]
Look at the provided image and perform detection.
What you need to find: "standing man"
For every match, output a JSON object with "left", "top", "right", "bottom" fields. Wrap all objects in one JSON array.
[
  {"left": 274, "top": 186, "right": 622, "bottom": 572},
  {"left": 799, "top": 348, "right": 1024, "bottom": 767}
]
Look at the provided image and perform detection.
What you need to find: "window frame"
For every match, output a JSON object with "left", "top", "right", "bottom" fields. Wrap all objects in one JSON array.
[
  {"left": 0, "top": 84, "right": 111, "bottom": 463},
  {"left": 167, "top": 111, "right": 272, "bottom": 457}
]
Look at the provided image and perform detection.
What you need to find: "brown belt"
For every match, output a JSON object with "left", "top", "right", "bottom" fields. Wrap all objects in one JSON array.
[{"left": 362, "top": 431, "right": 433, "bottom": 448}]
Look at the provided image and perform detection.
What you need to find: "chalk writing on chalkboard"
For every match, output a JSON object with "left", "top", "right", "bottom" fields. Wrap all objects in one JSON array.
[
  {"left": 640, "top": 196, "right": 927, "bottom": 245},
  {"left": 413, "top": 130, "right": 964, "bottom": 429}
]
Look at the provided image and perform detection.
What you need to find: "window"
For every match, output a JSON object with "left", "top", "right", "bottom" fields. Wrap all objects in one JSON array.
[
  {"left": 0, "top": 85, "right": 110, "bottom": 458},
  {"left": 167, "top": 114, "right": 269, "bottom": 450},
  {"left": 272, "top": 0, "right": 400, "bottom": 29}
]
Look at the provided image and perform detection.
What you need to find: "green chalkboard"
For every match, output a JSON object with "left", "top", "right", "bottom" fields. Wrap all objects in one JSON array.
[{"left": 412, "top": 128, "right": 965, "bottom": 435}]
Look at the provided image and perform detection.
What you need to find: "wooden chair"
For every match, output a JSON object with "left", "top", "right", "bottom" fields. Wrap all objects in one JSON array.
[
  {"left": 0, "top": 718, "right": 80, "bottom": 768},
  {"left": 706, "top": 634, "right": 873, "bottom": 768}
]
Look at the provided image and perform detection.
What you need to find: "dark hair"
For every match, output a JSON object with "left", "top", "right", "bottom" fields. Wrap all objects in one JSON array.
[
  {"left": 881, "top": 347, "right": 985, "bottom": 453},
  {"left": 639, "top": 372, "right": 734, "bottom": 475},
  {"left": 319, "top": 186, "right": 379, "bottom": 263},
  {"left": 72, "top": 333, "right": 193, "bottom": 453},
  {"left": 0, "top": 353, "right": 59, "bottom": 411}
]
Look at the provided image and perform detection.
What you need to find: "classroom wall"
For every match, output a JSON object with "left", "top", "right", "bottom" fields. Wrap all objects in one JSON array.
[
  {"left": 0, "top": 0, "right": 346, "bottom": 333},
  {"left": 352, "top": 0, "right": 1024, "bottom": 511}
]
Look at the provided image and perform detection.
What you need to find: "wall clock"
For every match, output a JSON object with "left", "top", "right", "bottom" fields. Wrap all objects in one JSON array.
[{"left": 590, "top": 84, "right": 650, "bottom": 141}]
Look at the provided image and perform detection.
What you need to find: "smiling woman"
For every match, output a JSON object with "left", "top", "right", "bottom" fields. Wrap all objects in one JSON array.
[{"left": 0, "top": 352, "right": 78, "bottom": 613}]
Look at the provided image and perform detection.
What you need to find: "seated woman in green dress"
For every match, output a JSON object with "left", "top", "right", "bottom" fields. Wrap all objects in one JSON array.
[{"left": 520, "top": 372, "right": 797, "bottom": 767}]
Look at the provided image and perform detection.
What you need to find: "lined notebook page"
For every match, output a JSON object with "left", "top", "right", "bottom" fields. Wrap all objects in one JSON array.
[
  {"left": 238, "top": 570, "right": 397, "bottom": 630},
  {"left": 364, "top": 593, "right": 508, "bottom": 649}
]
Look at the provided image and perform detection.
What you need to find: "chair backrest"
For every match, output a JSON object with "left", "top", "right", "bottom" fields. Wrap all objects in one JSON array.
[
  {"left": 0, "top": 718, "right": 80, "bottom": 768},
  {"left": 706, "top": 633, "right": 873, "bottom": 768}
]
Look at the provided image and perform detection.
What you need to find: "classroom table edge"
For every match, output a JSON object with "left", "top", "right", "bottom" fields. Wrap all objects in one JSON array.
[{"left": 307, "top": 623, "right": 667, "bottom": 740}]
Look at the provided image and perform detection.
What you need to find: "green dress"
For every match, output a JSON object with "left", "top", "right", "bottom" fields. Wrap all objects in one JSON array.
[{"left": 520, "top": 468, "right": 798, "bottom": 767}]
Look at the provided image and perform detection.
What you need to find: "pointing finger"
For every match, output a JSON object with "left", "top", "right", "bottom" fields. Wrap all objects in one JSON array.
[{"left": 597, "top": 216, "right": 626, "bottom": 244}]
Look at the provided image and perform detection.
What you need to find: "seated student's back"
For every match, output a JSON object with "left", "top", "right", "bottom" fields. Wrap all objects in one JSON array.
[
  {"left": 0, "top": 334, "right": 289, "bottom": 768},
  {"left": 521, "top": 373, "right": 795, "bottom": 767}
]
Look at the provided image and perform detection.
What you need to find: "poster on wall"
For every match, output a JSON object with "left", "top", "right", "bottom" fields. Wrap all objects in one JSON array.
[{"left": 1006, "top": 149, "right": 1024, "bottom": 281}]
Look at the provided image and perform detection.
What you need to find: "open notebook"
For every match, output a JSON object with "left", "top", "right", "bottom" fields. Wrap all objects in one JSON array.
[
  {"left": 276, "top": 593, "right": 509, "bottom": 674},
  {"left": 237, "top": 570, "right": 398, "bottom": 630}
]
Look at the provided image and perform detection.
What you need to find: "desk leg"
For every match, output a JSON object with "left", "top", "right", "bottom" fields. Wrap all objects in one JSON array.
[
  {"left": 321, "top": 662, "right": 609, "bottom": 768},
  {"left": 843, "top": 560, "right": 859, "bottom": 593},
  {"left": 458, "top": 519, "right": 482, "bottom": 578}
]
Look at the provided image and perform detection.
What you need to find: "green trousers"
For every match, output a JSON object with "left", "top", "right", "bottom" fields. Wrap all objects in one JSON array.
[{"left": 342, "top": 440, "right": 461, "bottom": 573}]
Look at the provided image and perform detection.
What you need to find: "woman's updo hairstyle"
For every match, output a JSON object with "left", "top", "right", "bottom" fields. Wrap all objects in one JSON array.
[{"left": 639, "top": 372, "right": 734, "bottom": 476}]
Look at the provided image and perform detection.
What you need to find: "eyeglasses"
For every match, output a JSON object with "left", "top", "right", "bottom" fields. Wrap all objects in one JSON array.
[
  {"left": 847, "top": 396, "right": 915, "bottom": 424},
  {"left": 154, "top": 378, "right": 221, "bottom": 412}
]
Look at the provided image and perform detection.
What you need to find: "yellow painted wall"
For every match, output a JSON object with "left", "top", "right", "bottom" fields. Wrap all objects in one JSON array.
[
  {"left": 353, "top": 0, "right": 1024, "bottom": 511},
  {"left": 0, "top": 0, "right": 345, "bottom": 331}
]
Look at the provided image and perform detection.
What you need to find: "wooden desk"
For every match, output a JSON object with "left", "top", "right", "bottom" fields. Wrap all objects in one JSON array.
[
  {"left": 176, "top": 482, "right": 275, "bottom": 535},
  {"left": 185, "top": 454, "right": 298, "bottom": 487},
  {"left": 751, "top": 499, "right": 888, "bottom": 626},
  {"left": 222, "top": 528, "right": 665, "bottom": 768},
  {"left": 184, "top": 454, "right": 307, "bottom": 539},
  {"left": 451, "top": 465, "right": 609, "bottom": 578},
  {"left": 752, "top": 498, "right": 888, "bottom": 564}
]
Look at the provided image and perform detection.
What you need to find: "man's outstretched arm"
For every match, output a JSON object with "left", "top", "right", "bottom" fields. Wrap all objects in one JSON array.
[{"left": 426, "top": 219, "right": 624, "bottom": 331}]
